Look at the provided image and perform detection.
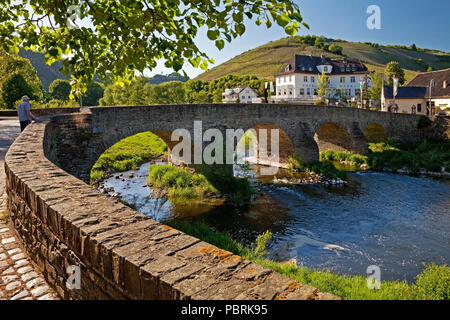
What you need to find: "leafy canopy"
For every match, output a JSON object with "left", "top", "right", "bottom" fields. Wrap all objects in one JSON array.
[
  {"left": 385, "top": 61, "right": 406, "bottom": 86},
  {"left": 49, "top": 79, "right": 71, "bottom": 101},
  {"left": 0, "top": 0, "right": 307, "bottom": 96}
]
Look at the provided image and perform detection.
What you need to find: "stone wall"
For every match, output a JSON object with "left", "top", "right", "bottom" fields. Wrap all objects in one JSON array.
[{"left": 4, "top": 115, "right": 340, "bottom": 300}]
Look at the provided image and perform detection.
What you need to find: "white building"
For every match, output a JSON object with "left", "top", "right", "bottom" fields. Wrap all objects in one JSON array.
[
  {"left": 273, "top": 55, "right": 370, "bottom": 103},
  {"left": 222, "top": 86, "right": 259, "bottom": 103},
  {"left": 381, "top": 68, "right": 450, "bottom": 115}
]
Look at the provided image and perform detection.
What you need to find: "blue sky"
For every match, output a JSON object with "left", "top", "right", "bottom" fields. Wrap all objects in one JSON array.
[{"left": 151, "top": 0, "right": 450, "bottom": 78}]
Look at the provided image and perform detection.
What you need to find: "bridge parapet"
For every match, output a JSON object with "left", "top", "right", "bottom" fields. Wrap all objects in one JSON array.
[{"left": 4, "top": 114, "right": 340, "bottom": 300}]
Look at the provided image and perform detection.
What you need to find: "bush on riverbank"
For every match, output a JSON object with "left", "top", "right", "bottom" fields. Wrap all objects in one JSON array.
[
  {"left": 147, "top": 164, "right": 253, "bottom": 203},
  {"left": 168, "top": 221, "right": 450, "bottom": 300},
  {"left": 289, "top": 154, "right": 347, "bottom": 180},
  {"left": 90, "top": 132, "right": 167, "bottom": 184},
  {"left": 320, "top": 139, "right": 450, "bottom": 173}
]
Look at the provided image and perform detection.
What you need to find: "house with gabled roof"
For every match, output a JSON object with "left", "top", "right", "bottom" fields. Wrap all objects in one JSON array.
[
  {"left": 222, "top": 86, "right": 259, "bottom": 103},
  {"left": 273, "top": 54, "right": 370, "bottom": 103},
  {"left": 381, "top": 68, "right": 450, "bottom": 115}
]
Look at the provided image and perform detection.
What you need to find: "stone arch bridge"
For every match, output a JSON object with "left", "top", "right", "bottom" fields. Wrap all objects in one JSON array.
[
  {"left": 52, "top": 104, "right": 422, "bottom": 182},
  {"left": 4, "top": 104, "right": 424, "bottom": 300}
]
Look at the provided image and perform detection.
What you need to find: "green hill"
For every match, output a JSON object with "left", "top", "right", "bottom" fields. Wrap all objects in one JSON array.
[{"left": 195, "top": 36, "right": 450, "bottom": 82}]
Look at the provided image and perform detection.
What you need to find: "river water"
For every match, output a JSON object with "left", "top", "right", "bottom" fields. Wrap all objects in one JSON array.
[{"left": 100, "top": 162, "right": 450, "bottom": 282}]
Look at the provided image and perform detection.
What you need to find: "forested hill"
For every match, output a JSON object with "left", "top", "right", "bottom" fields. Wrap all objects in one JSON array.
[{"left": 195, "top": 36, "right": 450, "bottom": 82}]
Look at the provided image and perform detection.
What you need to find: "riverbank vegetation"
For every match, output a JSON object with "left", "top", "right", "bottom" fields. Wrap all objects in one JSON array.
[
  {"left": 320, "top": 139, "right": 450, "bottom": 173},
  {"left": 168, "top": 221, "right": 450, "bottom": 300},
  {"left": 289, "top": 154, "right": 347, "bottom": 181},
  {"left": 147, "top": 164, "right": 253, "bottom": 204},
  {"left": 90, "top": 132, "right": 167, "bottom": 184}
]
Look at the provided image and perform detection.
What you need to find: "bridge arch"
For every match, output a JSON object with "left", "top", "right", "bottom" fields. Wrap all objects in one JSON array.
[
  {"left": 363, "top": 123, "right": 388, "bottom": 143},
  {"left": 314, "top": 122, "right": 353, "bottom": 153},
  {"left": 239, "top": 122, "right": 296, "bottom": 167}
]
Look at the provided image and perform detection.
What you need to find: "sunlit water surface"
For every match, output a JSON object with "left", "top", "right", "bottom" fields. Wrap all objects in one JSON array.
[{"left": 101, "top": 162, "right": 450, "bottom": 282}]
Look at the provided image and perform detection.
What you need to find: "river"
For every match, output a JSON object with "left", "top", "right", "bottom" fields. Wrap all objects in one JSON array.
[{"left": 100, "top": 162, "right": 450, "bottom": 282}]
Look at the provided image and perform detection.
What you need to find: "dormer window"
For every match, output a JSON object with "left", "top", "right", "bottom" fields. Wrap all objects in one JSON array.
[
  {"left": 341, "top": 67, "right": 345, "bottom": 72},
  {"left": 308, "top": 66, "right": 313, "bottom": 71},
  {"left": 352, "top": 65, "right": 357, "bottom": 71},
  {"left": 301, "top": 66, "right": 305, "bottom": 71},
  {"left": 346, "top": 67, "right": 350, "bottom": 72},
  {"left": 324, "top": 66, "right": 328, "bottom": 72}
]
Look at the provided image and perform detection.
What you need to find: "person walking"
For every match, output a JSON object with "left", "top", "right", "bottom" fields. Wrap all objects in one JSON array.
[{"left": 17, "top": 95, "right": 38, "bottom": 131}]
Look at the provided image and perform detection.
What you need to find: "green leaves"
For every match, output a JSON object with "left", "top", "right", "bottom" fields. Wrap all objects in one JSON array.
[
  {"left": 215, "top": 40, "right": 225, "bottom": 50},
  {"left": 0, "top": 0, "right": 306, "bottom": 95},
  {"left": 207, "top": 29, "right": 220, "bottom": 40}
]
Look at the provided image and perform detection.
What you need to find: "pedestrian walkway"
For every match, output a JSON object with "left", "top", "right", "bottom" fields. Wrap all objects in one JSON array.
[{"left": 0, "top": 118, "right": 57, "bottom": 300}]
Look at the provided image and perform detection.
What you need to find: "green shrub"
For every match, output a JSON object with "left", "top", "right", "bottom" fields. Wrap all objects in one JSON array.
[{"left": 414, "top": 264, "right": 450, "bottom": 300}]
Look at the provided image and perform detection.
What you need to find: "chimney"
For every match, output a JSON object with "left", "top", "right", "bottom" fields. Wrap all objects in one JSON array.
[{"left": 444, "top": 80, "right": 447, "bottom": 89}]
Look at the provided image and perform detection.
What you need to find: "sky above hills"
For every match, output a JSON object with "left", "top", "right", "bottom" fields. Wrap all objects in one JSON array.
[{"left": 150, "top": 0, "right": 450, "bottom": 78}]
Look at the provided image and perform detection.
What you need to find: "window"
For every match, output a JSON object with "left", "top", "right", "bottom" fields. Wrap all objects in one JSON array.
[
  {"left": 355, "top": 89, "right": 361, "bottom": 96},
  {"left": 340, "top": 77, "right": 345, "bottom": 83},
  {"left": 284, "top": 77, "right": 286, "bottom": 83},
  {"left": 300, "top": 88, "right": 305, "bottom": 95},
  {"left": 289, "top": 76, "right": 292, "bottom": 82},
  {"left": 289, "top": 90, "right": 292, "bottom": 95},
  {"left": 346, "top": 67, "right": 350, "bottom": 72},
  {"left": 350, "top": 76, "right": 356, "bottom": 83},
  {"left": 304, "top": 76, "right": 308, "bottom": 82},
  {"left": 340, "top": 67, "right": 345, "bottom": 72},
  {"left": 278, "top": 91, "right": 281, "bottom": 96},
  {"left": 417, "top": 104, "right": 422, "bottom": 112},
  {"left": 346, "top": 89, "right": 351, "bottom": 96},
  {"left": 248, "top": 96, "right": 251, "bottom": 99},
  {"left": 284, "top": 89, "right": 287, "bottom": 95},
  {"left": 311, "top": 76, "right": 315, "bottom": 82},
  {"left": 314, "top": 89, "right": 318, "bottom": 96},
  {"left": 307, "top": 88, "right": 311, "bottom": 95},
  {"left": 324, "top": 66, "right": 328, "bottom": 72},
  {"left": 352, "top": 66, "right": 357, "bottom": 71}
]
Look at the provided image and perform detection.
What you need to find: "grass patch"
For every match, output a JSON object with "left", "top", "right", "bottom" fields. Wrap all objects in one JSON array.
[
  {"left": 168, "top": 221, "right": 450, "bottom": 300},
  {"left": 90, "top": 131, "right": 167, "bottom": 184},
  {"left": 289, "top": 154, "right": 347, "bottom": 180},
  {"left": 147, "top": 164, "right": 253, "bottom": 204}
]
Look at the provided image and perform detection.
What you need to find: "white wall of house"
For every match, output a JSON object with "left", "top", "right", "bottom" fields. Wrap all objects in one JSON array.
[
  {"left": 239, "top": 88, "right": 258, "bottom": 103},
  {"left": 275, "top": 73, "right": 367, "bottom": 100},
  {"left": 383, "top": 98, "right": 427, "bottom": 114},
  {"left": 433, "top": 98, "right": 450, "bottom": 112}
]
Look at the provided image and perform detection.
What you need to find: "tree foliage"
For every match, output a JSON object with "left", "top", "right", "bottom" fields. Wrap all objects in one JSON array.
[
  {"left": 317, "top": 71, "right": 331, "bottom": 99},
  {"left": 0, "top": 51, "right": 43, "bottom": 106},
  {"left": 49, "top": 79, "right": 71, "bottom": 101},
  {"left": 369, "top": 72, "right": 383, "bottom": 101},
  {"left": 385, "top": 61, "right": 406, "bottom": 86},
  {"left": 82, "top": 82, "right": 104, "bottom": 106},
  {"left": 99, "top": 74, "right": 266, "bottom": 106},
  {"left": 0, "top": 0, "right": 307, "bottom": 95}
]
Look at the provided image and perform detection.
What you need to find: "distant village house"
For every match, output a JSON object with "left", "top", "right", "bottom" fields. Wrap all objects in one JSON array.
[{"left": 222, "top": 86, "right": 259, "bottom": 103}]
